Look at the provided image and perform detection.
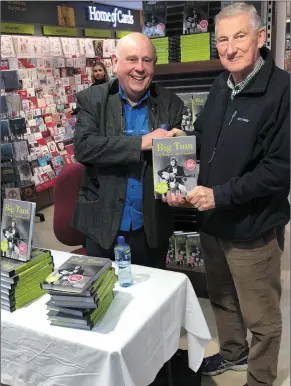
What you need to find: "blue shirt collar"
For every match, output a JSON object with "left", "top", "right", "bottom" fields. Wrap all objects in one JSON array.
[{"left": 119, "top": 85, "right": 150, "bottom": 105}]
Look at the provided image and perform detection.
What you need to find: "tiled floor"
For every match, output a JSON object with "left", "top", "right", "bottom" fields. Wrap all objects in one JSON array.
[{"left": 34, "top": 205, "right": 290, "bottom": 386}]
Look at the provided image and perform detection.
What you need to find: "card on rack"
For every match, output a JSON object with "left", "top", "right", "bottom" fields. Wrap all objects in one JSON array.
[
  {"left": 65, "top": 143, "right": 74, "bottom": 156},
  {"left": 52, "top": 112, "right": 61, "bottom": 122},
  {"left": 68, "top": 76, "right": 75, "bottom": 86},
  {"left": 25, "top": 110, "right": 34, "bottom": 121},
  {"left": 28, "top": 118, "right": 37, "bottom": 127},
  {"left": 53, "top": 68, "right": 60, "bottom": 78},
  {"left": 43, "top": 95, "right": 54, "bottom": 106},
  {"left": 74, "top": 74, "right": 81, "bottom": 85},
  {"left": 33, "top": 132, "right": 43, "bottom": 141},
  {"left": 61, "top": 77, "right": 70, "bottom": 87},
  {"left": 37, "top": 68, "right": 46, "bottom": 80},
  {"left": 6, "top": 94, "right": 22, "bottom": 116},
  {"left": 65, "top": 58, "right": 74, "bottom": 67},
  {"left": 81, "top": 74, "right": 90, "bottom": 84},
  {"left": 37, "top": 98, "right": 46, "bottom": 108},
  {"left": 49, "top": 37, "right": 63, "bottom": 57},
  {"left": 27, "top": 88, "right": 35, "bottom": 98},
  {"left": 0, "top": 120, "right": 10, "bottom": 140},
  {"left": 8, "top": 58, "right": 19, "bottom": 70},
  {"left": 66, "top": 67, "right": 74, "bottom": 77},
  {"left": 56, "top": 57, "right": 66, "bottom": 68},
  {"left": 93, "top": 39, "right": 104, "bottom": 57},
  {"left": 38, "top": 156, "right": 48, "bottom": 167},
  {"left": 67, "top": 94, "right": 75, "bottom": 104},
  {"left": 55, "top": 141, "right": 66, "bottom": 154},
  {"left": 2, "top": 70, "right": 20, "bottom": 90},
  {"left": 1, "top": 36, "right": 16, "bottom": 58},
  {"left": 44, "top": 58, "right": 53, "bottom": 68},
  {"left": 33, "top": 108, "right": 42, "bottom": 117},
  {"left": 46, "top": 68, "right": 53, "bottom": 78},
  {"left": 54, "top": 79, "right": 63, "bottom": 88},
  {"left": 18, "top": 90, "right": 28, "bottom": 100},
  {"left": 63, "top": 153, "right": 73, "bottom": 165},
  {"left": 18, "top": 58, "right": 30, "bottom": 68},
  {"left": 22, "top": 79, "right": 33, "bottom": 89},
  {"left": 13, "top": 140, "right": 29, "bottom": 161},
  {"left": 39, "top": 123, "right": 47, "bottom": 132},
  {"left": 46, "top": 139, "right": 58, "bottom": 155},
  {"left": 1, "top": 143, "right": 13, "bottom": 160},
  {"left": 50, "top": 104, "right": 57, "bottom": 114},
  {"left": 35, "top": 87, "right": 44, "bottom": 99},
  {"left": 77, "top": 84, "right": 85, "bottom": 92},
  {"left": 37, "top": 58, "right": 45, "bottom": 67},
  {"left": 17, "top": 161, "right": 33, "bottom": 182},
  {"left": 28, "top": 97, "right": 38, "bottom": 109},
  {"left": 86, "top": 66, "right": 93, "bottom": 76},
  {"left": 35, "top": 116, "right": 44, "bottom": 126},
  {"left": 44, "top": 115, "right": 53, "bottom": 124},
  {"left": 60, "top": 67, "right": 67, "bottom": 78},
  {"left": 18, "top": 69, "right": 29, "bottom": 81},
  {"left": 28, "top": 68, "right": 38, "bottom": 80}
]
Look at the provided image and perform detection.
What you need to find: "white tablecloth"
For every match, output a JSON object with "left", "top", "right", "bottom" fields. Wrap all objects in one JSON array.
[{"left": 1, "top": 250, "right": 211, "bottom": 386}]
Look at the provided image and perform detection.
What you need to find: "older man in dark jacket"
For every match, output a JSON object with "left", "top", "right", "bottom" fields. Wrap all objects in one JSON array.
[
  {"left": 165, "top": 3, "right": 290, "bottom": 386},
  {"left": 72, "top": 33, "right": 184, "bottom": 269}
]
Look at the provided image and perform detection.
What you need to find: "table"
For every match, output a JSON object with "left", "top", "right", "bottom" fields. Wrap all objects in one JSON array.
[{"left": 1, "top": 250, "right": 211, "bottom": 386}]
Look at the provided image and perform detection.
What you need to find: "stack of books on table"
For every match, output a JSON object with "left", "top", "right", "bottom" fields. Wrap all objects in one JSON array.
[
  {"left": 41, "top": 254, "right": 117, "bottom": 330},
  {"left": 1, "top": 248, "right": 54, "bottom": 312}
]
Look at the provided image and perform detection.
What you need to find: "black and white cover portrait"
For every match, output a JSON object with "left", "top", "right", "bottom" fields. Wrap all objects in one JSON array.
[
  {"left": 142, "top": 2, "right": 166, "bottom": 38},
  {"left": 1, "top": 216, "right": 28, "bottom": 259},
  {"left": 183, "top": 1, "right": 209, "bottom": 35}
]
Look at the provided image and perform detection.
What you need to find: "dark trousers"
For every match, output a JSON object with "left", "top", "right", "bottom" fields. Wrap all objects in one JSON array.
[
  {"left": 200, "top": 227, "right": 284, "bottom": 386},
  {"left": 86, "top": 227, "right": 168, "bottom": 270}
]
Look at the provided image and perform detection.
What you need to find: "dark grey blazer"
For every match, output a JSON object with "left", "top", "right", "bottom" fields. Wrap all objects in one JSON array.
[{"left": 72, "top": 79, "right": 184, "bottom": 249}]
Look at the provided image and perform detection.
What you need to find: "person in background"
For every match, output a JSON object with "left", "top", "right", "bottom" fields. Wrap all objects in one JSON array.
[
  {"left": 164, "top": 3, "right": 290, "bottom": 386},
  {"left": 73, "top": 33, "right": 185, "bottom": 269},
  {"left": 92, "top": 61, "right": 110, "bottom": 86}
]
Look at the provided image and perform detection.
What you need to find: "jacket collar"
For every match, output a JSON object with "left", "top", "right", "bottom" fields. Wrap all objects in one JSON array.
[{"left": 218, "top": 46, "right": 274, "bottom": 95}]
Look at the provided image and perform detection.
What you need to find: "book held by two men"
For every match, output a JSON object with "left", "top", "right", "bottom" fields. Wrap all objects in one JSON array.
[{"left": 152, "top": 136, "right": 197, "bottom": 199}]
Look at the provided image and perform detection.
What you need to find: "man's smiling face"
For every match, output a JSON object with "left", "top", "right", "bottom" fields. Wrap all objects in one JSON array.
[
  {"left": 113, "top": 35, "right": 156, "bottom": 103},
  {"left": 216, "top": 13, "right": 265, "bottom": 83}
]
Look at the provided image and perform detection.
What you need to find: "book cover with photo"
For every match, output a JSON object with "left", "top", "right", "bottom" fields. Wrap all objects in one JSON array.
[
  {"left": 183, "top": 1, "right": 209, "bottom": 35},
  {"left": 142, "top": 1, "right": 167, "bottom": 38},
  {"left": 192, "top": 92, "right": 208, "bottom": 123},
  {"left": 41, "top": 255, "right": 111, "bottom": 294},
  {"left": 186, "top": 233, "right": 204, "bottom": 271},
  {"left": 152, "top": 136, "right": 197, "bottom": 199},
  {"left": 177, "top": 93, "right": 194, "bottom": 133},
  {"left": 1, "top": 199, "right": 36, "bottom": 261}
]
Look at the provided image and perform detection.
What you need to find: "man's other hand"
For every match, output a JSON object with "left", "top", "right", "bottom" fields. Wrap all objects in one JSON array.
[
  {"left": 141, "top": 128, "right": 174, "bottom": 151},
  {"left": 186, "top": 186, "right": 215, "bottom": 211},
  {"left": 162, "top": 191, "right": 187, "bottom": 206},
  {"left": 170, "top": 128, "right": 187, "bottom": 137}
]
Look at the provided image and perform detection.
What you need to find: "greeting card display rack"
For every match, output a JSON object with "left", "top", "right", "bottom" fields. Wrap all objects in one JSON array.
[{"left": 1, "top": 34, "right": 117, "bottom": 211}]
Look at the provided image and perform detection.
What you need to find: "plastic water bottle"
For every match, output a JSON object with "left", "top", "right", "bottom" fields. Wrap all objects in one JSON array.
[{"left": 114, "top": 236, "right": 133, "bottom": 287}]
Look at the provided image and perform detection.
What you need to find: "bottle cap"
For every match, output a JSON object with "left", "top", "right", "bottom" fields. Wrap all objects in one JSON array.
[{"left": 117, "top": 236, "right": 125, "bottom": 244}]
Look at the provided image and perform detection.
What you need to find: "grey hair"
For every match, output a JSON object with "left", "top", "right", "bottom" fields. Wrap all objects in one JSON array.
[{"left": 215, "top": 2, "right": 263, "bottom": 36}]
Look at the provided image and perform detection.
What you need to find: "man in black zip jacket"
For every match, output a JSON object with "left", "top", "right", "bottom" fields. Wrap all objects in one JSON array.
[{"left": 165, "top": 3, "right": 290, "bottom": 386}]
